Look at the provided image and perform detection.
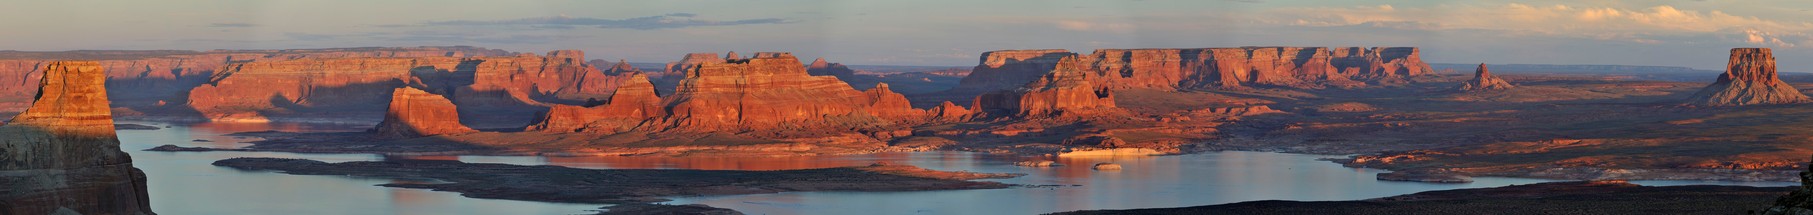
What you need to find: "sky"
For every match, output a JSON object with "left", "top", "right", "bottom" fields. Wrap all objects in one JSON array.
[{"left": 4, "top": 0, "right": 1812, "bottom": 70}]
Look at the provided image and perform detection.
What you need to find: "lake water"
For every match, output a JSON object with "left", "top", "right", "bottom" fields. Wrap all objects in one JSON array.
[{"left": 117, "top": 121, "right": 1796, "bottom": 215}]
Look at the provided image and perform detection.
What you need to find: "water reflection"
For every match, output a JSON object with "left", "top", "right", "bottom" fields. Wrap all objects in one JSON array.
[{"left": 118, "top": 121, "right": 1800, "bottom": 215}]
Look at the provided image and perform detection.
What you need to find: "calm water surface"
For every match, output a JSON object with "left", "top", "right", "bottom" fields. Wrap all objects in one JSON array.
[{"left": 118, "top": 121, "right": 1795, "bottom": 215}]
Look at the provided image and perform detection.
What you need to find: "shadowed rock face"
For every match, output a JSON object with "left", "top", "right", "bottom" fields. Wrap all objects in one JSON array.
[
  {"left": 527, "top": 73, "right": 662, "bottom": 133},
  {"left": 1765, "top": 155, "right": 1813, "bottom": 214},
  {"left": 371, "top": 87, "right": 476, "bottom": 139},
  {"left": 975, "top": 55, "right": 1120, "bottom": 118},
  {"left": 1455, "top": 63, "right": 1514, "bottom": 91},
  {"left": 806, "top": 57, "right": 856, "bottom": 78},
  {"left": 1686, "top": 48, "right": 1810, "bottom": 106},
  {"left": 949, "top": 47, "right": 1433, "bottom": 93},
  {"left": 0, "top": 61, "right": 154, "bottom": 215}
]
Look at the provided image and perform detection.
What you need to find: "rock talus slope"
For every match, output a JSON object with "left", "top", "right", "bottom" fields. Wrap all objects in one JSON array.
[
  {"left": 0, "top": 61, "right": 154, "bottom": 215},
  {"left": 1686, "top": 48, "right": 1809, "bottom": 106}
]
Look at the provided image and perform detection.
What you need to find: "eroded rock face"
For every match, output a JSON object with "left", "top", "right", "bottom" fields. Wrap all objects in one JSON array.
[
  {"left": 807, "top": 57, "right": 856, "bottom": 78},
  {"left": 1455, "top": 63, "right": 1514, "bottom": 91},
  {"left": 0, "top": 61, "right": 154, "bottom": 215},
  {"left": 188, "top": 50, "right": 612, "bottom": 123},
  {"left": 371, "top": 87, "right": 476, "bottom": 139},
  {"left": 660, "top": 52, "right": 879, "bottom": 131},
  {"left": 947, "top": 47, "right": 1433, "bottom": 93},
  {"left": 975, "top": 55, "right": 1120, "bottom": 118},
  {"left": 1764, "top": 155, "right": 1813, "bottom": 214},
  {"left": 1686, "top": 48, "right": 1810, "bottom": 106},
  {"left": 862, "top": 83, "right": 927, "bottom": 122},
  {"left": 528, "top": 73, "right": 662, "bottom": 133}
]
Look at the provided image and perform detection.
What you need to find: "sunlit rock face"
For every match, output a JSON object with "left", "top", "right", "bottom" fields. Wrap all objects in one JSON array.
[
  {"left": 0, "top": 61, "right": 155, "bottom": 215},
  {"left": 370, "top": 87, "right": 477, "bottom": 139},
  {"left": 527, "top": 72, "right": 663, "bottom": 133},
  {"left": 949, "top": 47, "right": 1434, "bottom": 93},
  {"left": 1455, "top": 63, "right": 1514, "bottom": 91},
  {"left": 1686, "top": 48, "right": 1810, "bottom": 106},
  {"left": 974, "top": 55, "right": 1121, "bottom": 118}
]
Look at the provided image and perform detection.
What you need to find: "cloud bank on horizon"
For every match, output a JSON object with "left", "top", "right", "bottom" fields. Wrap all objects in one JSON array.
[{"left": 3, "top": 0, "right": 1809, "bottom": 70}]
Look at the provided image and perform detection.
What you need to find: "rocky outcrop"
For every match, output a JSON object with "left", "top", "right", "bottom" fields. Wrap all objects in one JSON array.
[
  {"left": 1765, "top": 155, "right": 1813, "bottom": 214},
  {"left": 660, "top": 52, "right": 881, "bottom": 131},
  {"left": 604, "top": 59, "right": 639, "bottom": 74},
  {"left": 528, "top": 73, "right": 662, "bottom": 133},
  {"left": 1455, "top": 63, "right": 1513, "bottom": 91},
  {"left": 975, "top": 55, "right": 1120, "bottom": 118},
  {"left": 946, "top": 47, "right": 1433, "bottom": 94},
  {"left": 1686, "top": 48, "right": 1810, "bottom": 106},
  {"left": 861, "top": 83, "right": 927, "bottom": 122},
  {"left": 0, "top": 46, "right": 512, "bottom": 113},
  {"left": 0, "top": 61, "right": 154, "bottom": 214},
  {"left": 371, "top": 87, "right": 476, "bottom": 139},
  {"left": 927, "top": 101, "right": 976, "bottom": 122},
  {"left": 807, "top": 57, "right": 856, "bottom": 78},
  {"left": 188, "top": 50, "right": 612, "bottom": 123}
]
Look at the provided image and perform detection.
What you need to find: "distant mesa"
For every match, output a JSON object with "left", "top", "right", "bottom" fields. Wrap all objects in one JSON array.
[
  {"left": 974, "top": 55, "right": 1122, "bottom": 118},
  {"left": 1685, "top": 48, "right": 1810, "bottom": 106},
  {"left": 0, "top": 61, "right": 154, "bottom": 214},
  {"left": 948, "top": 47, "right": 1433, "bottom": 96},
  {"left": 1454, "top": 63, "right": 1514, "bottom": 91},
  {"left": 807, "top": 57, "right": 856, "bottom": 78},
  {"left": 370, "top": 86, "right": 477, "bottom": 139}
]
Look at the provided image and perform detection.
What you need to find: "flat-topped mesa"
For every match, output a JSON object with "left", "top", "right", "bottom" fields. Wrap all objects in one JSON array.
[
  {"left": 0, "top": 61, "right": 154, "bottom": 214},
  {"left": 951, "top": 49, "right": 1078, "bottom": 93},
  {"left": 950, "top": 47, "right": 1433, "bottom": 92},
  {"left": 725, "top": 51, "right": 743, "bottom": 60},
  {"left": 529, "top": 72, "right": 663, "bottom": 133},
  {"left": 1686, "top": 48, "right": 1810, "bottom": 106},
  {"left": 807, "top": 57, "right": 857, "bottom": 78},
  {"left": 976, "top": 55, "right": 1120, "bottom": 118},
  {"left": 371, "top": 87, "right": 476, "bottom": 138},
  {"left": 1455, "top": 63, "right": 1514, "bottom": 91},
  {"left": 659, "top": 52, "right": 881, "bottom": 131}
]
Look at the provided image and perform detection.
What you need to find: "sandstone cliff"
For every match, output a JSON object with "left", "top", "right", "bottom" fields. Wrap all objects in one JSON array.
[
  {"left": 974, "top": 55, "right": 1120, "bottom": 118},
  {"left": 528, "top": 72, "right": 662, "bottom": 133},
  {"left": 1455, "top": 63, "right": 1514, "bottom": 91},
  {"left": 659, "top": 52, "right": 882, "bottom": 131},
  {"left": 371, "top": 87, "right": 477, "bottom": 139},
  {"left": 946, "top": 47, "right": 1433, "bottom": 95},
  {"left": 0, "top": 61, "right": 154, "bottom": 214},
  {"left": 1685, "top": 48, "right": 1810, "bottom": 106}
]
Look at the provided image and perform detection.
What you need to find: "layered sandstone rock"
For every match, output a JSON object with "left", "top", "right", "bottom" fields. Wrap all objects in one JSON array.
[
  {"left": 927, "top": 101, "right": 976, "bottom": 122},
  {"left": 528, "top": 73, "right": 662, "bottom": 133},
  {"left": 1455, "top": 63, "right": 1514, "bottom": 91},
  {"left": 946, "top": 47, "right": 1433, "bottom": 94},
  {"left": 371, "top": 87, "right": 477, "bottom": 139},
  {"left": 1686, "top": 48, "right": 1810, "bottom": 106},
  {"left": 187, "top": 50, "right": 611, "bottom": 123},
  {"left": 975, "top": 55, "right": 1120, "bottom": 118},
  {"left": 807, "top": 57, "right": 856, "bottom": 78},
  {"left": 862, "top": 83, "right": 927, "bottom": 122},
  {"left": 659, "top": 52, "right": 882, "bottom": 131},
  {"left": 0, "top": 46, "right": 511, "bottom": 113},
  {"left": 604, "top": 59, "right": 639, "bottom": 74},
  {"left": 0, "top": 61, "right": 153, "bottom": 214}
]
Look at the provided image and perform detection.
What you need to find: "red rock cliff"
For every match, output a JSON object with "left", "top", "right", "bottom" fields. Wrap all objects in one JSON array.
[
  {"left": 371, "top": 87, "right": 477, "bottom": 138},
  {"left": 659, "top": 52, "right": 880, "bottom": 131},
  {"left": 1686, "top": 48, "right": 1810, "bottom": 106},
  {"left": 529, "top": 72, "right": 663, "bottom": 133},
  {"left": 975, "top": 55, "right": 1120, "bottom": 118},
  {"left": 0, "top": 61, "right": 153, "bottom": 214},
  {"left": 948, "top": 47, "right": 1433, "bottom": 94}
]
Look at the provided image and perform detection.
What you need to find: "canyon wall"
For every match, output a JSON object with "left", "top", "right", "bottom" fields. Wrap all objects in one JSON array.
[
  {"left": 949, "top": 47, "right": 1433, "bottom": 94},
  {"left": 0, "top": 61, "right": 153, "bottom": 214}
]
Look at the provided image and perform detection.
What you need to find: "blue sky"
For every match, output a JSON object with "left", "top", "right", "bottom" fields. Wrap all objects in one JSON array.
[{"left": 5, "top": 0, "right": 1812, "bottom": 70}]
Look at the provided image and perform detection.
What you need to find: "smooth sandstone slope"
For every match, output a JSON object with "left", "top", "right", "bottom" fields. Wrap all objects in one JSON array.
[{"left": 0, "top": 61, "right": 154, "bottom": 215}]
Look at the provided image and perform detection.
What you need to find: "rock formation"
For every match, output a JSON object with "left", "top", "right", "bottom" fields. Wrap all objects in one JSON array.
[
  {"left": 1764, "top": 155, "right": 1813, "bottom": 214},
  {"left": 975, "top": 55, "right": 1120, "bottom": 118},
  {"left": 946, "top": 47, "right": 1433, "bottom": 94},
  {"left": 528, "top": 73, "right": 662, "bottom": 133},
  {"left": 1455, "top": 63, "right": 1514, "bottom": 91},
  {"left": 604, "top": 59, "right": 639, "bottom": 74},
  {"left": 807, "top": 57, "right": 856, "bottom": 78},
  {"left": 659, "top": 52, "right": 882, "bottom": 131},
  {"left": 187, "top": 50, "right": 612, "bottom": 123},
  {"left": 0, "top": 46, "right": 511, "bottom": 113},
  {"left": 0, "top": 61, "right": 154, "bottom": 214},
  {"left": 371, "top": 87, "right": 477, "bottom": 138},
  {"left": 1685, "top": 48, "right": 1810, "bottom": 106},
  {"left": 861, "top": 83, "right": 927, "bottom": 122}
]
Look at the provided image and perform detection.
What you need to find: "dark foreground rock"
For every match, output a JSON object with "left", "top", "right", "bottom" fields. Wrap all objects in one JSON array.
[
  {"left": 597, "top": 204, "right": 743, "bottom": 215},
  {"left": 212, "top": 158, "right": 1024, "bottom": 204},
  {"left": 1052, "top": 181, "right": 1789, "bottom": 215},
  {"left": 1376, "top": 170, "right": 1472, "bottom": 183},
  {"left": 145, "top": 144, "right": 242, "bottom": 152}
]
